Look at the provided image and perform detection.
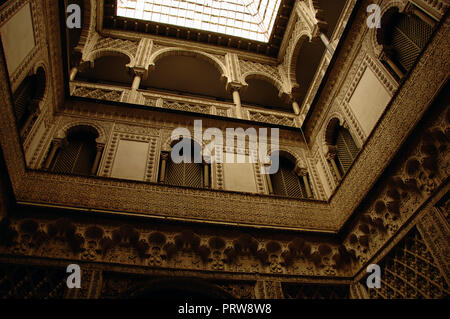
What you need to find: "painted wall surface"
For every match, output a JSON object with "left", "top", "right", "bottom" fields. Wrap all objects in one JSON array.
[
  {"left": 222, "top": 153, "right": 258, "bottom": 193},
  {"left": 111, "top": 139, "right": 149, "bottom": 181},
  {"left": 349, "top": 67, "right": 391, "bottom": 136},
  {"left": 0, "top": 4, "right": 35, "bottom": 76}
]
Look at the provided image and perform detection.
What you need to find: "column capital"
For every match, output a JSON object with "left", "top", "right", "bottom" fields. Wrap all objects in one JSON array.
[
  {"left": 294, "top": 165, "right": 308, "bottom": 177},
  {"left": 161, "top": 152, "right": 170, "bottom": 160},
  {"left": 53, "top": 138, "right": 64, "bottom": 147},
  {"left": 226, "top": 81, "right": 246, "bottom": 93},
  {"left": 95, "top": 143, "right": 105, "bottom": 152},
  {"left": 324, "top": 144, "right": 337, "bottom": 160},
  {"left": 132, "top": 67, "right": 147, "bottom": 80}
]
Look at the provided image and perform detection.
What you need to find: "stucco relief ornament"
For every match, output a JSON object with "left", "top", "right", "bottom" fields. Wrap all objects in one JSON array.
[
  {"left": 269, "top": 254, "right": 283, "bottom": 273},
  {"left": 211, "top": 251, "right": 225, "bottom": 270},
  {"left": 81, "top": 240, "right": 99, "bottom": 260},
  {"left": 148, "top": 246, "right": 163, "bottom": 267}
]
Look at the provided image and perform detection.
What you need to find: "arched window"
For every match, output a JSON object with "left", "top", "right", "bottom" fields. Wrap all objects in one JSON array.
[
  {"left": 159, "top": 139, "right": 210, "bottom": 188},
  {"left": 13, "top": 67, "right": 46, "bottom": 139},
  {"left": 48, "top": 126, "right": 99, "bottom": 175},
  {"left": 332, "top": 126, "right": 359, "bottom": 177},
  {"left": 378, "top": 8, "right": 433, "bottom": 78},
  {"left": 268, "top": 155, "right": 313, "bottom": 199}
]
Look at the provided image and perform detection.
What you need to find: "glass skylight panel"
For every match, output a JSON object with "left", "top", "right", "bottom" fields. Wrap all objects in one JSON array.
[{"left": 116, "top": 0, "right": 282, "bottom": 42}]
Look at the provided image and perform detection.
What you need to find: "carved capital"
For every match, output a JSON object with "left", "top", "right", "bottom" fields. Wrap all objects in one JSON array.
[{"left": 323, "top": 144, "right": 337, "bottom": 160}]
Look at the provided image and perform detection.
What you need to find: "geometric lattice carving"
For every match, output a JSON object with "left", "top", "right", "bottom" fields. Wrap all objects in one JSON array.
[
  {"left": 162, "top": 100, "right": 211, "bottom": 114},
  {"left": 391, "top": 14, "right": 433, "bottom": 72},
  {"left": 93, "top": 37, "right": 138, "bottom": 57},
  {"left": 72, "top": 86, "right": 122, "bottom": 102},
  {"left": 282, "top": 283, "right": 350, "bottom": 299},
  {"left": 248, "top": 110, "right": 296, "bottom": 127},
  {"left": 367, "top": 227, "right": 449, "bottom": 299},
  {"left": 0, "top": 263, "right": 66, "bottom": 299}
]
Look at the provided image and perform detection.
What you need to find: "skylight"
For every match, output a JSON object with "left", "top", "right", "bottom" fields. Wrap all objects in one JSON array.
[{"left": 116, "top": 0, "right": 282, "bottom": 42}]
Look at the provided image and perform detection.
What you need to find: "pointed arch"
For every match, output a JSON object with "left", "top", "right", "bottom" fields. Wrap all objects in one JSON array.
[
  {"left": 148, "top": 48, "right": 228, "bottom": 82},
  {"left": 286, "top": 33, "right": 313, "bottom": 90},
  {"left": 242, "top": 72, "right": 286, "bottom": 98},
  {"left": 84, "top": 49, "right": 133, "bottom": 69}
]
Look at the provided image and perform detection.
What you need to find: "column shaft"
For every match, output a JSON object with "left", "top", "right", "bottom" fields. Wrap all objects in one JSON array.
[
  {"left": 132, "top": 75, "right": 141, "bottom": 90},
  {"left": 292, "top": 101, "right": 300, "bottom": 115},
  {"left": 43, "top": 142, "right": 60, "bottom": 170},
  {"left": 330, "top": 158, "right": 342, "bottom": 180},
  {"left": 320, "top": 33, "right": 335, "bottom": 55},
  {"left": 159, "top": 155, "right": 168, "bottom": 183},
  {"left": 69, "top": 67, "right": 78, "bottom": 81},
  {"left": 385, "top": 56, "right": 404, "bottom": 78},
  {"left": 203, "top": 164, "right": 210, "bottom": 188},
  {"left": 302, "top": 175, "right": 313, "bottom": 198},
  {"left": 232, "top": 89, "right": 243, "bottom": 119},
  {"left": 91, "top": 146, "right": 104, "bottom": 175}
]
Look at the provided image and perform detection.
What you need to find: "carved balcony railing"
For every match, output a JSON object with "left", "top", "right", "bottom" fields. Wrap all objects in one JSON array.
[{"left": 70, "top": 81, "right": 300, "bottom": 128}]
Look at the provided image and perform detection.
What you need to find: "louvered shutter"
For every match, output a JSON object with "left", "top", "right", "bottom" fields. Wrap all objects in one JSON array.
[
  {"left": 166, "top": 160, "right": 185, "bottom": 186},
  {"left": 52, "top": 141, "right": 81, "bottom": 174},
  {"left": 73, "top": 141, "right": 96, "bottom": 175},
  {"left": 13, "top": 79, "right": 35, "bottom": 127},
  {"left": 284, "top": 168, "right": 305, "bottom": 198},
  {"left": 392, "top": 14, "right": 432, "bottom": 71},
  {"left": 270, "top": 158, "right": 306, "bottom": 198},
  {"left": 336, "top": 128, "right": 359, "bottom": 175},
  {"left": 184, "top": 162, "right": 203, "bottom": 188},
  {"left": 52, "top": 139, "right": 96, "bottom": 175},
  {"left": 166, "top": 161, "right": 203, "bottom": 188}
]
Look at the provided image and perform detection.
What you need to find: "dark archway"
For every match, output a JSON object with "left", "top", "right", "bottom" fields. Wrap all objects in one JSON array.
[
  {"left": 240, "top": 78, "right": 291, "bottom": 112},
  {"left": 122, "top": 278, "right": 234, "bottom": 299},
  {"left": 77, "top": 54, "right": 133, "bottom": 85},
  {"left": 143, "top": 55, "right": 229, "bottom": 100}
]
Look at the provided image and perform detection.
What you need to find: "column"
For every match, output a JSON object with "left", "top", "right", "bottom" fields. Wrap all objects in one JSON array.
[
  {"left": 383, "top": 53, "right": 404, "bottom": 78},
  {"left": 203, "top": 163, "right": 210, "bottom": 188},
  {"left": 320, "top": 33, "right": 335, "bottom": 55},
  {"left": 91, "top": 144, "right": 104, "bottom": 175},
  {"left": 302, "top": 174, "right": 313, "bottom": 198},
  {"left": 232, "top": 87, "right": 243, "bottom": 119},
  {"left": 265, "top": 172, "right": 274, "bottom": 194},
  {"left": 329, "top": 156, "right": 342, "bottom": 181},
  {"left": 295, "top": 166, "right": 313, "bottom": 198},
  {"left": 292, "top": 100, "right": 300, "bottom": 115},
  {"left": 132, "top": 74, "right": 141, "bottom": 90},
  {"left": 43, "top": 139, "right": 62, "bottom": 170},
  {"left": 128, "top": 69, "right": 144, "bottom": 103},
  {"left": 70, "top": 67, "right": 78, "bottom": 81},
  {"left": 159, "top": 152, "right": 169, "bottom": 183}
]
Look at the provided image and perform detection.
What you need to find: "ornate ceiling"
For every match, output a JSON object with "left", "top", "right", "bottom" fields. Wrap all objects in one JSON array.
[
  {"left": 116, "top": 0, "right": 282, "bottom": 42},
  {"left": 103, "top": 0, "right": 295, "bottom": 57}
]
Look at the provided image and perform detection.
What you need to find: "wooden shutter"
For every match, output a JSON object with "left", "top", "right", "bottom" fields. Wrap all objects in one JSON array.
[
  {"left": 73, "top": 141, "right": 96, "bottom": 175},
  {"left": 270, "top": 158, "right": 306, "bottom": 198},
  {"left": 336, "top": 127, "right": 359, "bottom": 175},
  {"left": 51, "top": 139, "right": 96, "bottom": 175},
  {"left": 52, "top": 141, "right": 81, "bottom": 174},
  {"left": 166, "top": 161, "right": 203, "bottom": 188},
  {"left": 13, "top": 77, "right": 36, "bottom": 127},
  {"left": 392, "top": 14, "right": 433, "bottom": 71}
]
